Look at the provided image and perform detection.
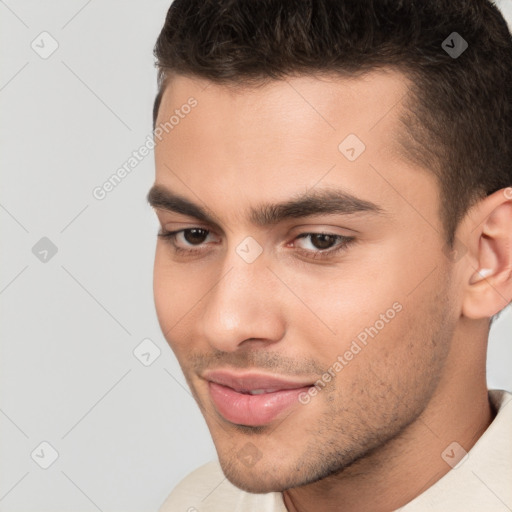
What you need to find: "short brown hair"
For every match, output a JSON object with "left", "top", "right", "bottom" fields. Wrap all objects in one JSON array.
[{"left": 153, "top": 0, "right": 512, "bottom": 245}]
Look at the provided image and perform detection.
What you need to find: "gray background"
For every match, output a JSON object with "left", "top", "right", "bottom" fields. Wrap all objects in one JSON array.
[{"left": 1, "top": 1, "right": 511, "bottom": 511}]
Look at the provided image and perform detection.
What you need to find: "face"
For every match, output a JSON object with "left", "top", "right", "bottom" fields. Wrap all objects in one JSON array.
[{"left": 150, "top": 71, "right": 459, "bottom": 492}]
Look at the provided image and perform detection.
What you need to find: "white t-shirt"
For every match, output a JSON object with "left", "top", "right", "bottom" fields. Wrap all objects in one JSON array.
[{"left": 159, "top": 390, "right": 512, "bottom": 511}]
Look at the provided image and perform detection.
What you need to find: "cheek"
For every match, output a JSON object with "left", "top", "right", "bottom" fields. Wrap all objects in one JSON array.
[
  {"left": 282, "top": 256, "right": 448, "bottom": 379},
  {"left": 304, "top": 284, "right": 453, "bottom": 442},
  {"left": 274, "top": 263, "right": 404, "bottom": 351},
  {"left": 341, "top": 273, "right": 453, "bottom": 390}
]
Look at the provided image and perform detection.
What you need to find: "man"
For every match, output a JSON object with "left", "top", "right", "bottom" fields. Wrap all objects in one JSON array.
[{"left": 147, "top": 0, "right": 512, "bottom": 510}]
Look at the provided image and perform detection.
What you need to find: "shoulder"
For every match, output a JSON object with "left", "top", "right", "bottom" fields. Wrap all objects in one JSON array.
[
  {"left": 158, "top": 461, "right": 224, "bottom": 511},
  {"left": 158, "top": 460, "right": 286, "bottom": 512}
]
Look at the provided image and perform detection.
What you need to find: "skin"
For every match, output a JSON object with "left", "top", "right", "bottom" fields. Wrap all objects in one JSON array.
[{"left": 149, "top": 70, "right": 512, "bottom": 512}]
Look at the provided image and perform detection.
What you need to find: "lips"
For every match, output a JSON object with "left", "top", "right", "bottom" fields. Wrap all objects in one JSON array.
[{"left": 204, "top": 370, "right": 314, "bottom": 426}]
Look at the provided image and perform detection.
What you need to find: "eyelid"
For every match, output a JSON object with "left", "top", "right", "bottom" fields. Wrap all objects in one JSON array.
[
  {"left": 160, "top": 219, "right": 214, "bottom": 232},
  {"left": 288, "top": 222, "right": 361, "bottom": 236}
]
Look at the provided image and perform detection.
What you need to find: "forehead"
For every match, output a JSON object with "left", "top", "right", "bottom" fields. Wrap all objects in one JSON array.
[
  {"left": 153, "top": 70, "right": 434, "bottom": 228},
  {"left": 156, "top": 70, "right": 412, "bottom": 148}
]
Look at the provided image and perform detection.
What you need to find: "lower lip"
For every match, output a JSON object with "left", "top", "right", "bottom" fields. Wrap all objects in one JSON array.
[{"left": 208, "top": 381, "right": 311, "bottom": 426}]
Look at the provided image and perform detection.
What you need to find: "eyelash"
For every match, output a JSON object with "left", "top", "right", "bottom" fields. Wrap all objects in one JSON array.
[{"left": 157, "top": 228, "right": 355, "bottom": 261}]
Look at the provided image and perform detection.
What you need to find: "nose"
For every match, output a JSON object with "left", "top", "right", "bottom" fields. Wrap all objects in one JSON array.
[{"left": 198, "top": 257, "right": 286, "bottom": 353}]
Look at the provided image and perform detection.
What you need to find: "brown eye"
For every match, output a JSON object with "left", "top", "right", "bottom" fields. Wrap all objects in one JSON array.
[
  {"left": 292, "top": 232, "right": 355, "bottom": 260},
  {"left": 308, "top": 233, "right": 337, "bottom": 250},
  {"left": 183, "top": 228, "right": 209, "bottom": 245}
]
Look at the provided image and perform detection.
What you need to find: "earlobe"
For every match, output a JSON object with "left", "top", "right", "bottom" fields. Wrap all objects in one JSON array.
[{"left": 461, "top": 189, "right": 512, "bottom": 320}]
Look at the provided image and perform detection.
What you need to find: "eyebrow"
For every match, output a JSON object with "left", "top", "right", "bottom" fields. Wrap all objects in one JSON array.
[{"left": 146, "top": 184, "right": 384, "bottom": 228}]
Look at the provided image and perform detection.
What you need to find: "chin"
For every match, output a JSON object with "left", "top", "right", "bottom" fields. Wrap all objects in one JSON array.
[
  {"left": 217, "top": 451, "right": 325, "bottom": 494},
  {"left": 221, "top": 465, "right": 289, "bottom": 494}
]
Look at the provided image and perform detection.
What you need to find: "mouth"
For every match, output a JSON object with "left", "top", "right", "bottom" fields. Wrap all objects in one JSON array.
[{"left": 203, "top": 370, "right": 314, "bottom": 426}]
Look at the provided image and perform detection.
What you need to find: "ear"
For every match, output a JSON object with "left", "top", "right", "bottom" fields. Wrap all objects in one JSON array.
[{"left": 461, "top": 187, "right": 512, "bottom": 319}]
